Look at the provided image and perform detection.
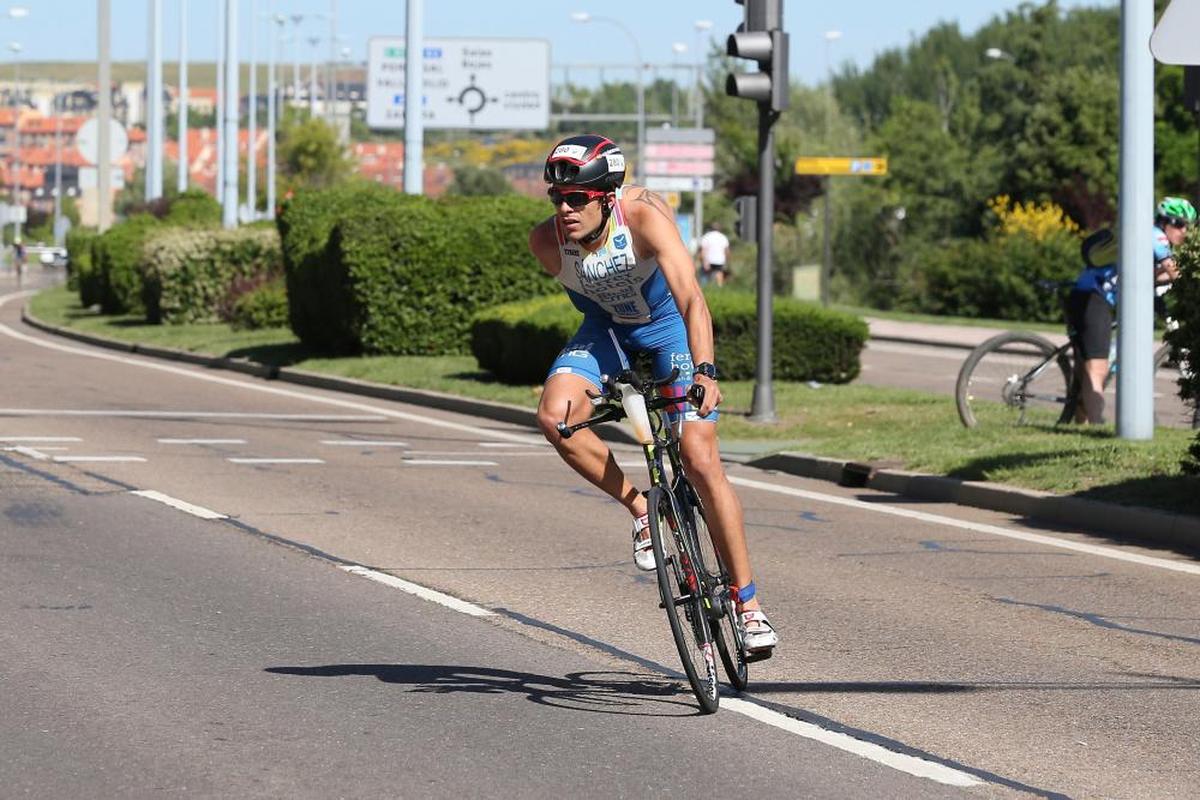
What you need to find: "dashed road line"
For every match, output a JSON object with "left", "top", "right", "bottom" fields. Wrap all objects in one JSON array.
[
  {"left": 0, "top": 436, "right": 82, "bottom": 442},
  {"left": 402, "top": 459, "right": 498, "bottom": 466},
  {"left": 53, "top": 455, "right": 147, "bottom": 463},
  {"left": 320, "top": 439, "right": 409, "bottom": 447},
  {"left": 158, "top": 438, "right": 248, "bottom": 444},
  {"left": 339, "top": 565, "right": 495, "bottom": 618},
  {"left": 227, "top": 457, "right": 325, "bottom": 465},
  {"left": 130, "top": 489, "right": 227, "bottom": 520}
]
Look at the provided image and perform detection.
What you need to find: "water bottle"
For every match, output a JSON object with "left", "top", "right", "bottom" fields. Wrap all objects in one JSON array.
[{"left": 619, "top": 382, "right": 654, "bottom": 444}]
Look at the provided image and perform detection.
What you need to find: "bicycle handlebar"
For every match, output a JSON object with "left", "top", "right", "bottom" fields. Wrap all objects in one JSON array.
[{"left": 555, "top": 368, "right": 705, "bottom": 440}]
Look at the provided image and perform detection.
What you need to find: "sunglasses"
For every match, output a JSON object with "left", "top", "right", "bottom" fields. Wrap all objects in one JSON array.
[{"left": 548, "top": 188, "right": 607, "bottom": 209}]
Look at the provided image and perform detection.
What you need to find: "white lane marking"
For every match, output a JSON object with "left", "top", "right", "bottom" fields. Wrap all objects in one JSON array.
[
  {"left": 130, "top": 489, "right": 227, "bottom": 520},
  {"left": 158, "top": 438, "right": 248, "bottom": 444},
  {"left": 0, "top": 436, "right": 82, "bottom": 442},
  {"left": 723, "top": 698, "right": 982, "bottom": 787},
  {"left": 339, "top": 565, "right": 495, "bottom": 617},
  {"left": 730, "top": 476, "right": 1200, "bottom": 576},
  {"left": 320, "top": 439, "right": 409, "bottom": 447},
  {"left": 478, "top": 442, "right": 541, "bottom": 448},
  {"left": 53, "top": 455, "right": 147, "bottom": 463},
  {"left": 8, "top": 445, "right": 50, "bottom": 460},
  {"left": 228, "top": 457, "right": 325, "bottom": 464},
  {"left": 0, "top": 315, "right": 540, "bottom": 445},
  {"left": 402, "top": 459, "right": 498, "bottom": 466},
  {"left": 0, "top": 409, "right": 385, "bottom": 421},
  {"left": 402, "top": 450, "right": 554, "bottom": 457}
]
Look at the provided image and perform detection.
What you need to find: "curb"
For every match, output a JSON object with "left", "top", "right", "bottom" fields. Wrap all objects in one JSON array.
[{"left": 21, "top": 305, "right": 1198, "bottom": 551}]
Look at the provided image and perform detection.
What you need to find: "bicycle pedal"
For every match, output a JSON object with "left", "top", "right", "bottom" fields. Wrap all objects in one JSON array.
[{"left": 744, "top": 649, "right": 774, "bottom": 664}]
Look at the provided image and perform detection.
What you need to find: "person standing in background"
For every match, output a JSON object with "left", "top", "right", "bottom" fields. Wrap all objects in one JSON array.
[{"left": 698, "top": 223, "right": 731, "bottom": 287}]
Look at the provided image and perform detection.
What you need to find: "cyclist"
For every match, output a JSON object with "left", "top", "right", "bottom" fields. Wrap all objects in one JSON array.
[
  {"left": 528, "top": 134, "right": 778, "bottom": 655},
  {"left": 1068, "top": 197, "right": 1195, "bottom": 423}
]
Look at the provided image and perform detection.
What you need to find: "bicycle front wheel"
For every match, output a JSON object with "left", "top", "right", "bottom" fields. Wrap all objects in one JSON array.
[
  {"left": 677, "top": 480, "right": 748, "bottom": 692},
  {"left": 647, "top": 485, "right": 720, "bottom": 714},
  {"left": 956, "top": 332, "right": 1072, "bottom": 429}
]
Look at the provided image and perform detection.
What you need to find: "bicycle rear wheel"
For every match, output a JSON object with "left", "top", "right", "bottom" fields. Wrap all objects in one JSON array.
[
  {"left": 677, "top": 480, "right": 748, "bottom": 692},
  {"left": 647, "top": 485, "right": 720, "bottom": 714},
  {"left": 956, "top": 331, "right": 1072, "bottom": 428}
]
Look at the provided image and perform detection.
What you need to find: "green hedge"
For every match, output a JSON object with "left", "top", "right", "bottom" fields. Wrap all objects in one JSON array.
[
  {"left": 277, "top": 182, "right": 400, "bottom": 352},
  {"left": 1166, "top": 231, "right": 1200, "bottom": 471},
  {"left": 471, "top": 291, "right": 868, "bottom": 385},
  {"left": 140, "top": 227, "right": 283, "bottom": 324},
  {"left": 230, "top": 276, "right": 289, "bottom": 329},
  {"left": 279, "top": 183, "right": 556, "bottom": 354},
  {"left": 93, "top": 214, "right": 162, "bottom": 314},
  {"left": 65, "top": 227, "right": 100, "bottom": 305},
  {"left": 163, "top": 189, "right": 222, "bottom": 228}
]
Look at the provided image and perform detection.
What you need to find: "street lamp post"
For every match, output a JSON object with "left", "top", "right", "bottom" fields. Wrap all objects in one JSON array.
[
  {"left": 247, "top": 0, "right": 258, "bottom": 220},
  {"left": 820, "top": 30, "right": 842, "bottom": 307},
  {"left": 216, "top": 0, "right": 224, "bottom": 198},
  {"left": 670, "top": 42, "right": 686, "bottom": 126},
  {"left": 221, "top": 0, "right": 239, "bottom": 229},
  {"left": 290, "top": 14, "right": 303, "bottom": 107},
  {"left": 146, "top": 0, "right": 163, "bottom": 201},
  {"left": 307, "top": 35, "right": 321, "bottom": 116},
  {"left": 9, "top": 40, "right": 22, "bottom": 244},
  {"left": 571, "top": 12, "right": 644, "bottom": 184},
  {"left": 178, "top": 0, "right": 188, "bottom": 192},
  {"left": 693, "top": 19, "right": 712, "bottom": 245},
  {"left": 267, "top": 11, "right": 284, "bottom": 220}
]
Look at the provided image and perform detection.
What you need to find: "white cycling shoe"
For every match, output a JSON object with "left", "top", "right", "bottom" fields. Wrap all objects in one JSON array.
[
  {"left": 632, "top": 513, "right": 656, "bottom": 571},
  {"left": 740, "top": 610, "right": 779, "bottom": 652}
]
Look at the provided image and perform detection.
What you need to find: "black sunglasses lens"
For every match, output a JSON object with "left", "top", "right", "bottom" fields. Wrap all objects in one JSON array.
[{"left": 550, "top": 191, "right": 592, "bottom": 208}]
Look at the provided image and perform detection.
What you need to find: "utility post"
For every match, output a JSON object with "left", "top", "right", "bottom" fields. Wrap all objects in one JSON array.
[{"left": 725, "top": 0, "right": 788, "bottom": 423}]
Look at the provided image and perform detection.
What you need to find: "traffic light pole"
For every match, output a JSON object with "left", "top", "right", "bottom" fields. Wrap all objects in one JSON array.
[{"left": 749, "top": 106, "right": 777, "bottom": 422}]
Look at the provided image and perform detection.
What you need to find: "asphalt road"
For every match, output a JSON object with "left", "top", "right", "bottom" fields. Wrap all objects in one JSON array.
[{"left": 5, "top": 278, "right": 1200, "bottom": 798}]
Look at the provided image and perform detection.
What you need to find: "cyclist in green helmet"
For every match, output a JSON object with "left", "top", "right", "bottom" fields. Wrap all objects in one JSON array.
[{"left": 1068, "top": 196, "right": 1195, "bottom": 423}]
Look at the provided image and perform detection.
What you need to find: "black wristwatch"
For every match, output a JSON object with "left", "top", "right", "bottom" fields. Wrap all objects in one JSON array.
[{"left": 694, "top": 362, "right": 718, "bottom": 381}]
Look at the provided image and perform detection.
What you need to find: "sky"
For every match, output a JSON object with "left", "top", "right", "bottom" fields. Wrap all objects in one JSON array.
[{"left": 13, "top": 0, "right": 1106, "bottom": 87}]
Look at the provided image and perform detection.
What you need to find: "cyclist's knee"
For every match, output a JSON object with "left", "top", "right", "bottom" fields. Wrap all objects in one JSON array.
[{"left": 681, "top": 429, "right": 722, "bottom": 481}]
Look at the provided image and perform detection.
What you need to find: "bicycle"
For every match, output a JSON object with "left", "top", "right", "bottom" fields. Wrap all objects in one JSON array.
[
  {"left": 556, "top": 368, "right": 753, "bottom": 714},
  {"left": 955, "top": 283, "right": 1174, "bottom": 428}
]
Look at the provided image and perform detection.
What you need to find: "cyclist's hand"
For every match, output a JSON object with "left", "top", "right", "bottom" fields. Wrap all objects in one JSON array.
[{"left": 690, "top": 375, "right": 721, "bottom": 417}]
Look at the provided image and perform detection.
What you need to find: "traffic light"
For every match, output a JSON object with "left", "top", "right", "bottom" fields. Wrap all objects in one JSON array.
[{"left": 725, "top": 0, "right": 789, "bottom": 112}]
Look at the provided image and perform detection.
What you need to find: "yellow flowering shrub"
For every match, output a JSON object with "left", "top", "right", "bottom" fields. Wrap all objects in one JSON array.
[{"left": 987, "top": 194, "right": 1080, "bottom": 241}]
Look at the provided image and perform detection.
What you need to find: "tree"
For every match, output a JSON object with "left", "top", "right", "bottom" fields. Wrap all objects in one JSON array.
[
  {"left": 448, "top": 165, "right": 513, "bottom": 196},
  {"left": 278, "top": 117, "right": 352, "bottom": 191}
]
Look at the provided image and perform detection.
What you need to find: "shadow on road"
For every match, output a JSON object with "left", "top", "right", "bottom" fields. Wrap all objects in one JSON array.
[{"left": 264, "top": 664, "right": 698, "bottom": 716}]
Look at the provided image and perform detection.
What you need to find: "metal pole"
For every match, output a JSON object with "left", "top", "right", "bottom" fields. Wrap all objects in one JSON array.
[
  {"left": 693, "top": 60, "right": 704, "bottom": 244},
  {"left": 247, "top": 0, "right": 257, "bottom": 219},
  {"left": 216, "top": 0, "right": 225, "bottom": 199},
  {"left": 177, "top": 0, "right": 189, "bottom": 192},
  {"left": 266, "top": 9, "right": 278, "bottom": 220},
  {"left": 12, "top": 53, "right": 21, "bottom": 244},
  {"left": 291, "top": 15, "right": 302, "bottom": 107},
  {"left": 327, "top": 0, "right": 336, "bottom": 121},
  {"left": 821, "top": 177, "right": 831, "bottom": 306},
  {"left": 98, "top": 0, "right": 112, "bottom": 231},
  {"left": 403, "top": 0, "right": 424, "bottom": 194},
  {"left": 749, "top": 107, "right": 776, "bottom": 422},
  {"left": 53, "top": 101, "right": 62, "bottom": 244},
  {"left": 222, "top": 0, "right": 239, "bottom": 228},
  {"left": 146, "top": 0, "right": 163, "bottom": 201},
  {"left": 308, "top": 36, "right": 318, "bottom": 116},
  {"left": 1115, "top": 0, "right": 1154, "bottom": 439}
]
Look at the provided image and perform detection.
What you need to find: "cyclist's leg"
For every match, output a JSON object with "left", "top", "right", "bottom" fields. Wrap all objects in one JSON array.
[
  {"left": 640, "top": 319, "right": 766, "bottom": 617},
  {"left": 1077, "top": 292, "right": 1112, "bottom": 424},
  {"left": 535, "top": 321, "right": 645, "bottom": 519}
]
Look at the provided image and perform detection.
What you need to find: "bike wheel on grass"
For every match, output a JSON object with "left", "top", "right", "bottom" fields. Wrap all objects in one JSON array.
[
  {"left": 647, "top": 485, "right": 720, "bottom": 713},
  {"left": 677, "top": 480, "right": 748, "bottom": 691},
  {"left": 956, "top": 331, "right": 1072, "bottom": 429}
]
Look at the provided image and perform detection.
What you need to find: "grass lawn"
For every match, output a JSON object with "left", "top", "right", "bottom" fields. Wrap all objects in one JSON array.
[{"left": 31, "top": 285, "right": 1200, "bottom": 514}]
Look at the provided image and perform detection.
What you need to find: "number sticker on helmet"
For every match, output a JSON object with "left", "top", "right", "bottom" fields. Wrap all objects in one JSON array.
[
  {"left": 606, "top": 153, "right": 625, "bottom": 172},
  {"left": 552, "top": 144, "right": 588, "bottom": 160}
]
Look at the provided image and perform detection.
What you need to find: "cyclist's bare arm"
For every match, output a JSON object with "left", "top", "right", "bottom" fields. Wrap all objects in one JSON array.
[
  {"left": 1157, "top": 256, "right": 1179, "bottom": 284},
  {"left": 621, "top": 186, "right": 721, "bottom": 415}
]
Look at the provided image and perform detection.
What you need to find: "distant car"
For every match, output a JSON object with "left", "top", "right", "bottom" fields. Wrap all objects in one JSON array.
[{"left": 25, "top": 242, "right": 68, "bottom": 268}]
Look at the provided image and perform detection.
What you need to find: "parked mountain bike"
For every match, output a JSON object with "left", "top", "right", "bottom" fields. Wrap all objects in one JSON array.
[
  {"left": 955, "top": 282, "right": 1176, "bottom": 428},
  {"left": 556, "top": 368, "right": 752, "bottom": 714}
]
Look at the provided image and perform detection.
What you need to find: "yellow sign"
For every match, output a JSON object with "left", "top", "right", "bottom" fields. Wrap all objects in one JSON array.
[
  {"left": 794, "top": 157, "right": 888, "bottom": 176},
  {"left": 664, "top": 191, "right": 682, "bottom": 208}
]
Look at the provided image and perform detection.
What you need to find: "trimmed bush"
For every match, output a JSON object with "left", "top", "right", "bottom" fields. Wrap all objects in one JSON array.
[
  {"left": 471, "top": 291, "right": 868, "bottom": 385},
  {"left": 1166, "top": 231, "right": 1200, "bottom": 472},
  {"left": 163, "top": 189, "right": 222, "bottom": 228},
  {"left": 277, "top": 181, "right": 400, "bottom": 351},
  {"left": 140, "top": 227, "right": 283, "bottom": 324},
  {"left": 93, "top": 214, "right": 163, "bottom": 315},
  {"left": 65, "top": 227, "right": 100, "bottom": 305},
  {"left": 280, "top": 183, "right": 557, "bottom": 354},
  {"left": 230, "top": 276, "right": 289, "bottom": 329}
]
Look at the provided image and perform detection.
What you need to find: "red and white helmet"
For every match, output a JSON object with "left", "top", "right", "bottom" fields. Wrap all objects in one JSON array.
[{"left": 543, "top": 134, "right": 626, "bottom": 190}]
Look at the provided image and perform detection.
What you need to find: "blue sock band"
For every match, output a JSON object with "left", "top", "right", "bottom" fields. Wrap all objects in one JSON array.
[{"left": 737, "top": 582, "right": 756, "bottom": 603}]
